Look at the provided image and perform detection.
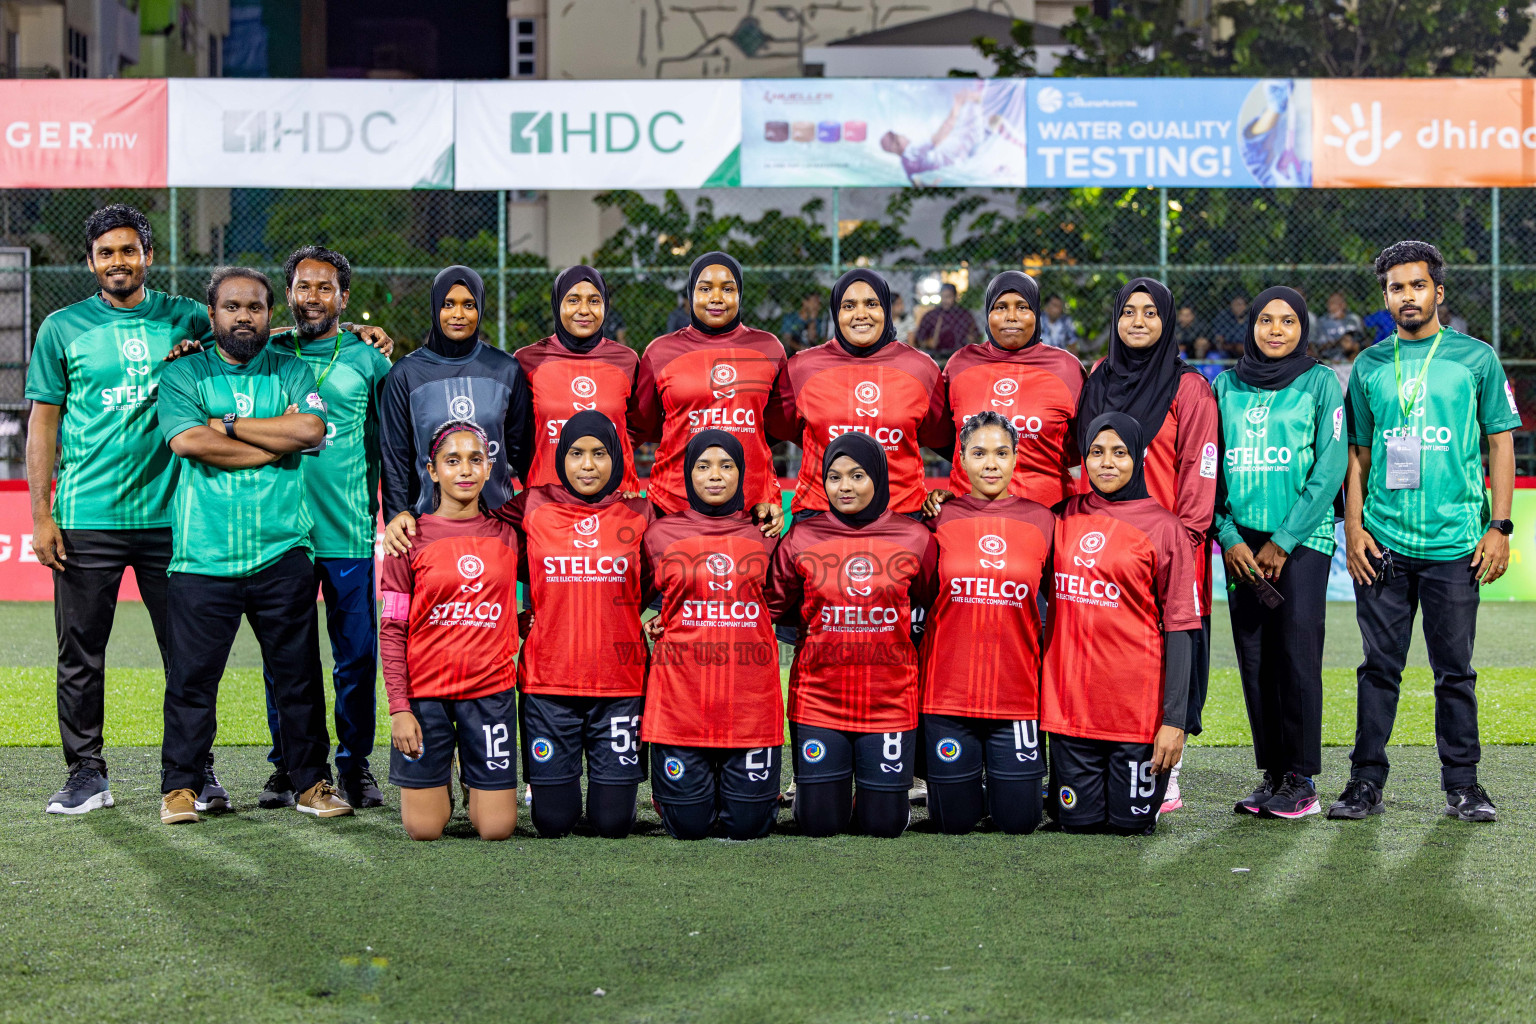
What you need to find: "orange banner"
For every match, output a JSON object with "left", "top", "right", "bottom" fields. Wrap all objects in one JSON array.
[
  {"left": 0, "top": 78, "right": 167, "bottom": 188},
  {"left": 1313, "top": 79, "right": 1536, "bottom": 187}
]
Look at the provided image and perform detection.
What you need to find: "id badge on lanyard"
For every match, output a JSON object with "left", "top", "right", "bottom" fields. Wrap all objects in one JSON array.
[
  {"left": 1384, "top": 433, "right": 1421, "bottom": 489},
  {"left": 1387, "top": 329, "right": 1442, "bottom": 491}
]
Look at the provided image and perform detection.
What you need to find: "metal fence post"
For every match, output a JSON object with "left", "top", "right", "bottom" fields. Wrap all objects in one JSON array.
[
  {"left": 1491, "top": 186, "right": 1501, "bottom": 354},
  {"left": 1158, "top": 187, "right": 1169, "bottom": 281},
  {"left": 830, "top": 186, "right": 841, "bottom": 278},
  {"left": 497, "top": 189, "right": 508, "bottom": 350},
  {"left": 168, "top": 187, "right": 179, "bottom": 297}
]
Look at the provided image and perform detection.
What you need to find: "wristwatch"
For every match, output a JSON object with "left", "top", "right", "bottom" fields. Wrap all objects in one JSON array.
[
  {"left": 1489, "top": 519, "right": 1514, "bottom": 536},
  {"left": 223, "top": 413, "right": 238, "bottom": 438}
]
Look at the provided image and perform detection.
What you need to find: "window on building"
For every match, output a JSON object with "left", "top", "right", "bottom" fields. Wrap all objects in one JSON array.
[
  {"left": 67, "top": 27, "right": 88, "bottom": 78},
  {"left": 511, "top": 18, "right": 537, "bottom": 78}
]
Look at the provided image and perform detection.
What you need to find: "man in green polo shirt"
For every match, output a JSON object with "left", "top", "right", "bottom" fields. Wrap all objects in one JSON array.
[
  {"left": 155, "top": 267, "right": 352, "bottom": 824},
  {"left": 1331, "top": 240, "right": 1519, "bottom": 823}
]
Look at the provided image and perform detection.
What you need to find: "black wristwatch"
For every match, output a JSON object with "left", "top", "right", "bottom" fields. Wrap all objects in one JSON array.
[
  {"left": 223, "top": 413, "right": 237, "bottom": 438},
  {"left": 1489, "top": 519, "right": 1514, "bottom": 536}
]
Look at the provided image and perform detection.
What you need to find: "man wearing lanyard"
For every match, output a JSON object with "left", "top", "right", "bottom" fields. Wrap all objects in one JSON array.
[
  {"left": 1333, "top": 241, "right": 1519, "bottom": 823},
  {"left": 260, "top": 247, "right": 392, "bottom": 810}
]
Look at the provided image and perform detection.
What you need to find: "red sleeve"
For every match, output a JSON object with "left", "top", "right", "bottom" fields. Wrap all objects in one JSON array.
[
  {"left": 379, "top": 546, "right": 415, "bottom": 715},
  {"left": 1171, "top": 373, "right": 1219, "bottom": 545},
  {"left": 501, "top": 490, "right": 531, "bottom": 588},
  {"left": 628, "top": 346, "right": 663, "bottom": 444},
  {"left": 912, "top": 531, "right": 940, "bottom": 609},
  {"left": 765, "top": 531, "right": 804, "bottom": 626},
  {"left": 1155, "top": 518, "right": 1203, "bottom": 630},
  {"left": 765, "top": 362, "right": 799, "bottom": 446},
  {"left": 917, "top": 365, "right": 951, "bottom": 452}
]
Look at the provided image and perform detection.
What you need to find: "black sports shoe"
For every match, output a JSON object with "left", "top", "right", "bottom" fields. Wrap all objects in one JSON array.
[
  {"left": 196, "top": 754, "right": 231, "bottom": 813},
  {"left": 258, "top": 770, "right": 297, "bottom": 809},
  {"left": 342, "top": 767, "right": 384, "bottom": 809},
  {"left": 1327, "top": 777, "right": 1384, "bottom": 819},
  {"left": 1444, "top": 783, "right": 1496, "bottom": 822},
  {"left": 1233, "top": 771, "right": 1278, "bottom": 815},
  {"left": 1260, "top": 773, "right": 1321, "bottom": 820},
  {"left": 45, "top": 765, "right": 114, "bottom": 815}
]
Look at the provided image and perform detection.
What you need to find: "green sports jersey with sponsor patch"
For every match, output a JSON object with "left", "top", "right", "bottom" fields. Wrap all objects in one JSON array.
[
  {"left": 1346, "top": 328, "right": 1521, "bottom": 560},
  {"left": 23, "top": 290, "right": 212, "bottom": 529},
  {"left": 268, "top": 329, "right": 390, "bottom": 558},
  {"left": 1213, "top": 364, "right": 1347, "bottom": 555},
  {"left": 157, "top": 345, "right": 327, "bottom": 577}
]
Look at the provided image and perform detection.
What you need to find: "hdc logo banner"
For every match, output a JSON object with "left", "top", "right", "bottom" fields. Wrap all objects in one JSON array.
[
  {"left": 1312, "top": 79, "right": 1536, "bottom": 187},
  {"left": 167, "top": 79, "right": 454, "bottom": 189},
  {"left": 0, "top": 79, "right": 167, "bottom": 188},
  {"left": 453, "top": 81, "right": 741, "bottom": 189}
]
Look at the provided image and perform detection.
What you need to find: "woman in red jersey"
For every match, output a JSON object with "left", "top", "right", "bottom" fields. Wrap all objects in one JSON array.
[
  {"left": 768, "top": 431, "right": 937, "bottom": 838},
  {"left": 770, "top": 269, "right": 949, "bottom": 521},
  {"left": 1075, "top": 277, "right": 1217, "bottom": 813},
  {"left": 641, "top": 429, "right": 783, "bottom": 840},
  {"left": 502, "top": 410, "right": 654, "bottom": 838},
  {"left": 630, "top": 251, "right": 785, "bottom": 534},
  {"left": 931, "top": 270, "right": 1085, "bottom": 508},
  {"left": 1043, "top": 412, "right": 1202, "bottom": 836},
  {"left": 918, "top": 411, "right": 1054, "bottom": 835},
  {"left": 514, "top": 265, "right": 640, "bottom": 492},
  {"left": 382, "top": 421, "right": 521, "bottom": 841}
]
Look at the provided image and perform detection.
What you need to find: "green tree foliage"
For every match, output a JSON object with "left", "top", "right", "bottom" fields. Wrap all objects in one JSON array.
[{"left": 1053, "top": 0, "right": 1211, "bottom": 77}]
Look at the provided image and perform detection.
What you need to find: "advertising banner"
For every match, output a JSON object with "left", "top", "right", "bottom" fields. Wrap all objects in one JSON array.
[
  {"left": 741, "top": 79, "right": 1028, "bottom": 187},
  {"left": 1312, "top": 79, "right": 1536, "bottom": 187},
  {"left": 0, "top": 79, "right": 167, "bottom": 188},
  {"left": 167, "top": 79, "right": 455, "bottom": 189},
  {"left": 454, "top": 81, "right": 741, "bottom": 190},
  {"left": 1025, "top": 78, "right": 1312, "bottom": 188}
]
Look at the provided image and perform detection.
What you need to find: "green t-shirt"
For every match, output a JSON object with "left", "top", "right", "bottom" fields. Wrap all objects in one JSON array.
[
  {"left": 268, "top": 330, "right": 390, "bottom": 559},
  {"left": 24, "top": 290, "right": 212, "bottom": 530},
  {"left": 1346, "top": 328, "right": 1521, "bottom": 560},
  {"left": 157, "top": 345, "right": 328, "bottom": 577},
  {"left": 1213, "top": 363, "right": 1348, "bottom": 555}
]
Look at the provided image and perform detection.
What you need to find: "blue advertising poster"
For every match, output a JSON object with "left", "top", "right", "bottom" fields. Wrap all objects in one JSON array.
[
  {"left": 741, "top": 79, "right": 1028, "bottom": 187},
  {"left": 1025, "top": 78, "right": 1312, "bottom": 188}
]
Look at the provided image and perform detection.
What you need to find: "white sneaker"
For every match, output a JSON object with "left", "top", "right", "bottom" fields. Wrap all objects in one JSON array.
[
  {"left": 1161, "top": 757, "right": 1184, "bottom": 813},
  {"left": 908, "top": 778, "right": 928, "bottom": 805}
]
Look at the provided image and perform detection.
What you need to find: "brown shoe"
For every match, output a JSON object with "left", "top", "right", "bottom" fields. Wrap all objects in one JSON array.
[
  {"left": 160, "top": 788, "right": 200, "bottom": 824},
  {"left": 296, "top": 780, "right": 354, "bottom": 818}
]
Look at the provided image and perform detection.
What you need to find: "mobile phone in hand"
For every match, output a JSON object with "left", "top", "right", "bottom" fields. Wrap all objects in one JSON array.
[{"left": 1249, "top": 574, "right": 1284, "bottom": 609}]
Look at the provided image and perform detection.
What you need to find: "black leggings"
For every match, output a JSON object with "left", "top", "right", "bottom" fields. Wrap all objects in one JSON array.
[
  {"left": 656, "top": 798, "right": 778, "bottom": 841},
  {"left": 928, "top": 777, "right": 1043, "bottom": 835},
  {"left": 529, "top": 780, "right": 637, "bottom": 838},
  {"left": 795, "top": 781, "right": 908, "bottom": 838}
]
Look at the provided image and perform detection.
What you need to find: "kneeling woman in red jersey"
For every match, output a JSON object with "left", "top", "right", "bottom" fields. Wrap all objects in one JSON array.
[
  {"left": 768, "top": 432, "right": 937, "bottom": 838},
  {"left": 919, "top": 411, "right": 1054, "bottom": 835},
  {"left": 502, "top": 410, "right": 654, "bottom": 838},
  {"left": 1043, "top": 412, "right": 1203, "bottom": 835},
  {"left": 641, "top": 430, "right": 783, "bottom": 840},
  {"left": 382, "top": 422, "right": 521, "bottom": 841}
]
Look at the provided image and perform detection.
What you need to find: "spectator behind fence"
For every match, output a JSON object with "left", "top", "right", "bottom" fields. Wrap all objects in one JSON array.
[
  {"left": 664, "top": 289, "right": 690, "bottom": 334},
  {"left": 779, "top": 290, "right": 827, "bottom": 354},
  {"left": 890, "top": 293, "right": 916, "bottom": 345},
  {"left": 1208, "top": 295, "right": 1250, "bottom": 359},
  {"left": 1039, "top": 294, "right": 1078, "bottom": 350},
  {"left": 1363, "top": 306, "right": 1395, "bottom": 343},
  {"left": 1312, "top": 292, "right": 1365, "bottom": 362},
  {"left": 1172, "top": 305, "right": 1207, "bottom": 360},
  {"left": 913, "top": 283, "right": 979, "bottom": 355}
]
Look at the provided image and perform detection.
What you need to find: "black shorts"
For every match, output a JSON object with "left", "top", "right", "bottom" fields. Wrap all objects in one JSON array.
[
  {"left": 519, "top": 692, "right": 646, "bottom": 786},
  {"left": 921, "top": 714, "right": 1046, "bottom": 783},
  {"left": 651, "top": 745, "right": 781, "bottom": 806},
  {"left": 790, "top": 722, "right": 915, "bottom": 792},
  {"left": 388, "top": 691, "right": 518, "bottom": 791},
  {"left": 1048, "top": 733, "right": 1168, "bottom": 831}
]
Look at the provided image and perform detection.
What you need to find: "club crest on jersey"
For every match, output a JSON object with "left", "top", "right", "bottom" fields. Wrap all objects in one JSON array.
[
  {"left": 1244, "top": 404, "right": 1268, "bottom": 437},
  {"left": 530, "top": 738, "right": 554, "bottom": 762},
  {"left": 1059, "top": 786, "right": 1077, "bottom": 809},
  {"left": 457, "top": 554, "right": 485, "bottom": 580},
  {"left": 663, "top": 757, "right": 686, "bottom": 780},
  {"left": 706, "top": 552, "right": 735, "bottom": 591},
  {"left": 234, "top": 392, "right": 254, "bottom": 417},
  {"left": 854, "top": 380, "right": 881, "bottom": 416},
  {"left": 448, "top": 394, "right": 476, "bottom": 421},
  {"left": 801, "top": 739, "right": 827, "bottom": 763},
  {"left": 710, "top": 362, "right": 738, "bottom": 399},
  {"left": 991, "top": 377, "right": 1018, "bottom": 407},
  {"left": 570, "top": 375, "right": 598, "bottom": 400},
  {"left": 843, "top": 556, "right": 875, "bottom": 596},
  {"left": 978, "top": 533, "right": 1008, "bottom": 569},
  {"left": 1400, "top": 377, "right": 1426, "bottom": 414},
  {"left": 572, "top": 514, "right": 600, "bottom": 548},
  {"left": 935, "top": 738, "right": 962, "bottom": 763},
  {"left": 121, "top": 338, "right": 150, "bottom": 363}
]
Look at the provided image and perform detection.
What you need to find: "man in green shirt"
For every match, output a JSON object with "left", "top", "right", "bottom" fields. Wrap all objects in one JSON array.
[
  {"left": 259, "top": 246, "right": 391, "bottom": 811},
  {"left": 25, "top": 205, "right": 218, "bottom": 816},
  {"left": 1331, "top": 240, "right": 1519, "bottom": 824},
  {"left": 155, "top": 267, "right": 352, "bottom": 824}
]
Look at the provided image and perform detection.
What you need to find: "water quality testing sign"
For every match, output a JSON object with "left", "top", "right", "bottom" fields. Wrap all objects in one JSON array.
[{"left": 1025, "top": 78, "right": 1313, "bottom": 188}]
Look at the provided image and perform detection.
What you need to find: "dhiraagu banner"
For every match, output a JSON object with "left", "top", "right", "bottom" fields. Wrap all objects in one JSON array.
[{"left": 453, "top": 81, "right": 741, "bottom": 189}]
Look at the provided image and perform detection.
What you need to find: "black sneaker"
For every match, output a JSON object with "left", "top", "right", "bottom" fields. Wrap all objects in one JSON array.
[
  {"left": 258, "top": 770, "right": 296, "bottom": 809},
  {"left": 1326, "top": 777, "right": 1384, "bottom": 820},
  {"left": 342, "top": 767, "right": 384, "bottom": 809},
  {"left": 1260, "top": 773, "right": 1321, "bottom": 820},
  {"left": 1444, "top": 783, "right": 1496, "bottom": 822},
  {"left": 45, "top": 765, "right": 114, "bottom": 815},
  {"left": 1233, "top": 771, "right": 1278, "bottom": 815},
  {"left": 195, "top": 753, "right": 231, "bottom": 813}
]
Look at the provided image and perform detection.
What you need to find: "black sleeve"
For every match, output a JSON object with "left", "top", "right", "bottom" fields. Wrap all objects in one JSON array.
[
  {"left": 505, "top": 363, "right": 534, "bottom": 486},
  {"left": 1160, "top": 630, "right": 1197, "bottom": 729},
  {"left": 379, "top": 365, "right": 417, "bottom": 520}
]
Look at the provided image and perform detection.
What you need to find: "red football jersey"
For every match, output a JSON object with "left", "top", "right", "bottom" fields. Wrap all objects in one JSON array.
[
  {"left": 1143, "top": 372, "right": 1219, "bottom": 611},
  {"left": 640, "top": 510, "right": 782, "bottom": 748},
  {"left": 379, "top": 514, "right": 520, "bottom": 714},
  {"left": 766, "top": 511, "right": 938, "bottom": 732},
  {"left": 1042, "top": 492, "right": 1202, "bottom": 744},
  {"left": 770, "top": 341, "right": 948, "bottom": 515},
  {"left": 515, "top": 336, "right": 640, "bottom": 491},
  {"left": 629, "top": 324, "right": 787, "bottom": 514},
  {"left": 919, "top": 495, "right": 1054, "bottom": 720},
  {"left": 943, "top": 343, "right": 1085, "bottom": 507},
  {"left": 503, "top": 486, "right": 654, "bottom": 697}
]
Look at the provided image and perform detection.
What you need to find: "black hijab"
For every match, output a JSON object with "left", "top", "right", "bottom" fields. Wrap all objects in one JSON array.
[
  {"left": 983, "top": 270, "right": 1042, "bottom": 349},
  {"left": 551, "top": 265, "right": 608, "bottom": 355},
  {"left": 822, "top": 430, "right": 890, "bottom": 528},
  {"left": 427, "top": 265, "right": 485, "bottom": 359},
  {"left": 1082, "top": 411, "right": 1149, "bottom": 503},
  {"left": 687, "top": 251, "right": 744, "bottom": 336},
  {"left": 1235, "top": 285, "right": 1316, "bottom": 391},
  {"left": 1075, "top": 277, "right": 1187, "bottom": 453},
  {"left": 830, "top": 269, "right": 897, "bottom": 357},
  {"left": 555, "top": 410, "right": 624, "bottom": 505},
  {"left": 683, "top": 429, "right": 746, "bottom": 517}
]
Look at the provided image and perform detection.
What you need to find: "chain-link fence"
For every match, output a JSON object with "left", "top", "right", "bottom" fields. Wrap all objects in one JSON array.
[{"left": 3, "top": 184, "right": 1534, "bottom": 476}]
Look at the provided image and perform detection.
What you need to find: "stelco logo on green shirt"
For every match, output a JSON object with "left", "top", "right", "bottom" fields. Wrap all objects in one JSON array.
[
  {"left": 510, "top": 110, "right": 686, "bottom": 155},
  {"left": 1383, "top": 377, "right": 1454, "bottom": 449}
]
